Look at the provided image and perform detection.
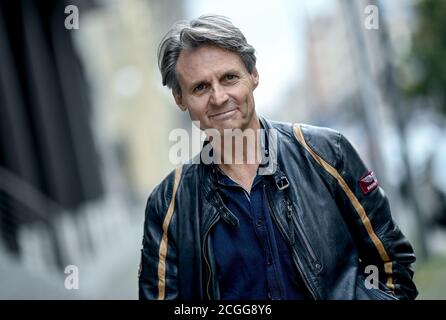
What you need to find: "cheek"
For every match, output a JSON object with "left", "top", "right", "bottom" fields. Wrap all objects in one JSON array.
[
  {"left": 188, "top": 109, "right": 201, "bottom": 122},
  {"left": 233, "top": 82, "right": 254, "bottom": 103},
  {"left": 184, "top": 97, "right": 208, "bottom": 119},
  {"left": 235, "top": 89, "right": 254, "bottom": 108}
]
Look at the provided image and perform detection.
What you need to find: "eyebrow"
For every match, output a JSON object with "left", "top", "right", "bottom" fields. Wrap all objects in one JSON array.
[{"left": 221, "top": 69, "right": 241, "bottom": 77}]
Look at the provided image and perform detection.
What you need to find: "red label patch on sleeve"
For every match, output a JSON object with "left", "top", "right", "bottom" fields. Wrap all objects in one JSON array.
[{"left": 359, "top": 171, "right": 379, "bottom": 195}]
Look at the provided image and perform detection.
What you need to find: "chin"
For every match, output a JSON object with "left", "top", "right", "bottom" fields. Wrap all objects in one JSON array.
[{"left": 212, "top": 119, "right": 245, "bottom": 132}]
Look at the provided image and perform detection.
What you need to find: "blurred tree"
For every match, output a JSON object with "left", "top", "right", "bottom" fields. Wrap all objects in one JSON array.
[{"left": 405, "top": 0, "right": 446, "bottom": 114}]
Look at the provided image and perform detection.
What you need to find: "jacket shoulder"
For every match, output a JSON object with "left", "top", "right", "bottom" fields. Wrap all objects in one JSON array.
[
  {"left": 145, "top": 168, "right": 177, "bottom": 220},
  {"left": 267, "top": 119, "right": 295, "bottom": 138},
  {"left": 265, "top": 119, "right": 342, "bottom": 168},
  {"left": 145, "top": 164, "right": 200, "bottom": 214},
  {"left": 295, "top": 123, "right": 343, "bottom": 169}
]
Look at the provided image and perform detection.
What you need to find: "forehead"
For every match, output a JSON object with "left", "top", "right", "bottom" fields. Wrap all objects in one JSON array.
[{"left": 176, "top": 45, "right": 246, "bottom": 83}]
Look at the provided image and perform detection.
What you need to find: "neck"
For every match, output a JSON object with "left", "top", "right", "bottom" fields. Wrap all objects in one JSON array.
[{"left": 210, "top": 114, "right": 262, "bottom": 191}]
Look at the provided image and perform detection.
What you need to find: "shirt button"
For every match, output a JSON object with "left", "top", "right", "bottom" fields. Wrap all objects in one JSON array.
[
  {"left": 256, "top": 219, "right": 263, "bottom": 227},
  {"left": 267, "top": 258, "right": 272, "bottom": 265},
  {"left": 268, "top": 292, "right": 272, "bottom": 299}
]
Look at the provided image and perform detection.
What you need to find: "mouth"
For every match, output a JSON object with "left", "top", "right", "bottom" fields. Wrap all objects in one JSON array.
[{"left": 209, "top": 108, "right": 237, "bottom": 119}]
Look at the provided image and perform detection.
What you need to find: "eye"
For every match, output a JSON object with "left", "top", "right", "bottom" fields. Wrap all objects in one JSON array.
[
  {"left": 194, "top": 83, "right": 206, "bottom": 93},
  {"left": 225, "top": 74, "right": 237, "bottom": 81}
]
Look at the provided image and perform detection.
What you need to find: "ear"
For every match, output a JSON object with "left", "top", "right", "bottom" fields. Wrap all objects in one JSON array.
[
  {"left": 251, "top": 67, "right": 259, "bottom": 89},
  {"left": 172, "top": 90, "right": 187, "bottom": 111}
]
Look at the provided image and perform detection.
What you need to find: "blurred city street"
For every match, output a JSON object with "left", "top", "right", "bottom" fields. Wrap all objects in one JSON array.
[{"left": 1, "top": 0, "right": 446, "bottom": 299}]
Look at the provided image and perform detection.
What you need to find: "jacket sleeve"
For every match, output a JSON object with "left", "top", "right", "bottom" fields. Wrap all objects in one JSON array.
[
  {"left": 138, "top": 169, "right": 180, "bottom": 300},
  {"left": 334, "top": 133, "right": 418, "bottom": 300}
]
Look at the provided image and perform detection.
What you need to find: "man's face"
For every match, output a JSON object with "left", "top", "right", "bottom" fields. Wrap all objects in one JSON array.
[{"left": 174, "top": 45, "right": 259, "bottom": 133}]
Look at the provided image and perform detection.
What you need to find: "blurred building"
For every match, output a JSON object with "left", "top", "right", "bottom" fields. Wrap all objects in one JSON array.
[
  {"left": 75, "top": 0, "right": 184, "bottom": 200},
  {"left": 0, "top": 0, "right": 184, "bottom": 299},
  {"left": 277, "top": 0, "right": 446, "bottom": 262}
]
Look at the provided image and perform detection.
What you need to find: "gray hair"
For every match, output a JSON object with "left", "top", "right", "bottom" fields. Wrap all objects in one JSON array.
[{"left": 157, "top": 14, "right": 256, "bottom": 95}]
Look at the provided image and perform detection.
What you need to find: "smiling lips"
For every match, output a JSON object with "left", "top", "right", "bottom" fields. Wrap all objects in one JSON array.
[{"left": 209, "top": 108, "right": 237, "bottom": 119}]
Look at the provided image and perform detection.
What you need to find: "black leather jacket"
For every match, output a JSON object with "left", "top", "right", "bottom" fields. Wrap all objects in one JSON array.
[{"left": 139, "top": 117, "right": 418, "bottom": 300}]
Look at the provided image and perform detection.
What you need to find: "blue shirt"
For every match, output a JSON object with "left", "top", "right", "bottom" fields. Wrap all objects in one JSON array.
[{"left": 211, "top": 167, "right": 309, "bottom": 300}]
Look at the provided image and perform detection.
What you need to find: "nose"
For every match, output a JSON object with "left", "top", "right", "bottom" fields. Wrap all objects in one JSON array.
[{"left": 209, "top": 84, "right": 229, "bottom": 106}]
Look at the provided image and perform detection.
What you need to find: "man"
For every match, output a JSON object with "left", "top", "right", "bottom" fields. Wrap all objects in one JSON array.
[{"left": 138, "top": 14, "right": 418, "bottom": 300}]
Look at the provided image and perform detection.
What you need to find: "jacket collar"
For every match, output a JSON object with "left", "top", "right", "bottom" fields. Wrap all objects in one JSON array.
[{"left": 200, "top": 116, "right": 289, "bottom": 202}]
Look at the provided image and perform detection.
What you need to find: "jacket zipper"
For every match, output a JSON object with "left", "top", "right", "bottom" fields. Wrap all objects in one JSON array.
[
  {"left": 263, "top": 184, "right": 318, "bottom": 300},
  {"left": 287, "top": 199, "right": 319, "bottom": 265},
  {"left": 202, "top": 213, "right": 220, "bottom": 300}
]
